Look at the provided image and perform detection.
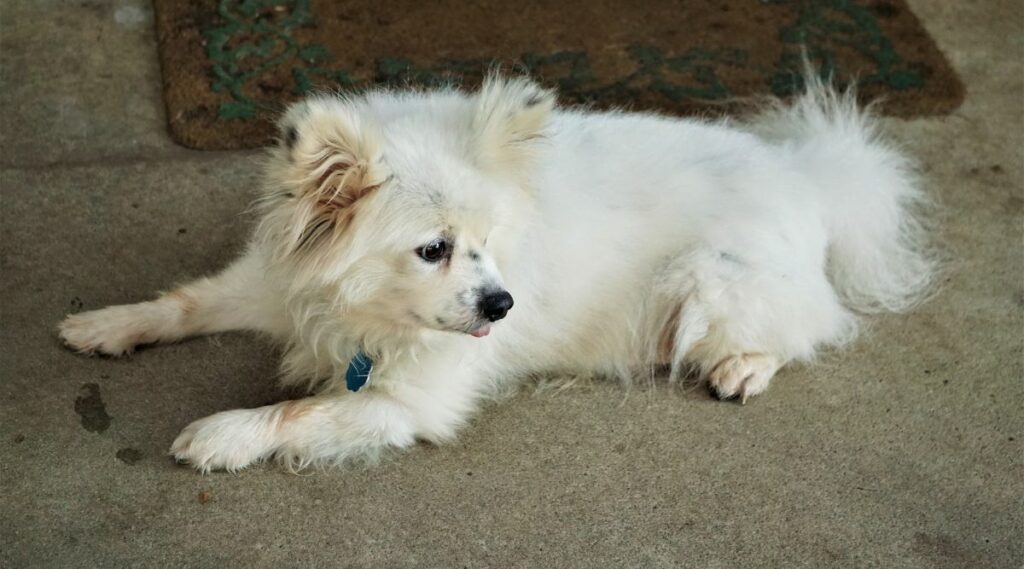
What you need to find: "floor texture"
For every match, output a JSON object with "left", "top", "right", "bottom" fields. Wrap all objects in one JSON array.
[{"left": 1, "top": 1, "right": 1021, "bottom": 567}]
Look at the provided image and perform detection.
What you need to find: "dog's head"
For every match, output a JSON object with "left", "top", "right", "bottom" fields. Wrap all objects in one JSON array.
[{"left": 258, "top": 77, "right": 555, "bottom": 338}]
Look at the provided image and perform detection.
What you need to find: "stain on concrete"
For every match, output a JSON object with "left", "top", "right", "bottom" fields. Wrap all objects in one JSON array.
[
  {"left": 1004, "top": 196, "right": 1023, "bottom": 216},
  {"left": 912, "top": 532, "right": 975, "bottom": 565},
  {"left": 74, "top": 383, "right": 111, "bottom": 433},
  {"left": 116, "top": 447, "right": 143, "bottom": 464}
]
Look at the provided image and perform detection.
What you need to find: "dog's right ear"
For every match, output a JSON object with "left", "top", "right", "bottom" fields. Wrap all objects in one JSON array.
[
  {"left": 273, "top": 98, "right": 389, "bottom": 254},
  {"left": 472, "top": 75, "right": 555, "bottom": 179}
]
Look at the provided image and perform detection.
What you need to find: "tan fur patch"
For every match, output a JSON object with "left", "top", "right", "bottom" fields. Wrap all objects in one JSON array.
[
  {"left": 167, "top": 289, "right": 197, "bottom": 318},
  {"left": 657, "top": 303, "right": 682, "bottom": 365},
  {"left": 279, "top": 400, "right": 313, "bottom": 425}
]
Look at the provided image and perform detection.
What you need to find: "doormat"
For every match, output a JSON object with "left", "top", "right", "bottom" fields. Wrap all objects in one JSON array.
[{"left": 153, "top": 0, "right": 964, "bottom": 150}]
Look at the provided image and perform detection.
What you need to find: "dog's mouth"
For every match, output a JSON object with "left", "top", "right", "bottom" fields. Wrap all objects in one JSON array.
[{"left": 468, "top": 322, "right": 492, "bottom": 338}]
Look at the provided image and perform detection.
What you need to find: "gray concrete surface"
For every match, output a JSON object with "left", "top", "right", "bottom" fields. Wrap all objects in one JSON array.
[{"left": 1, "top": 1, "right": 1021, "bottom": 567}]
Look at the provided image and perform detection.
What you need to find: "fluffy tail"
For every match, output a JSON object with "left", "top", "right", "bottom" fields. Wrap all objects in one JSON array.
[{"left": 746, "top": 74, "right": 940, "bottom": 314}]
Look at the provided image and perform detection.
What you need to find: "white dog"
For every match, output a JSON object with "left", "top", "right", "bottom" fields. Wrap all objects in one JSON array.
[{"left": 58, "top": 74, "right": 936, "bottom": 472}]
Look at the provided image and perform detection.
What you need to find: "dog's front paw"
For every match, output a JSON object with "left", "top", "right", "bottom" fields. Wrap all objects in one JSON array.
[
  {"left": 170, "top": 409, "right": 276, "bottom": 473},
  {"left": 708, "top": 353, "right": 780, "bottom": 404},
  {"left": 58, "top": 306, "right": 152, "bottom": 356}
]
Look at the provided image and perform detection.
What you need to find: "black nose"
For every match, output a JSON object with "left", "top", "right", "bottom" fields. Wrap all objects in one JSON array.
[{"left": 479, "top": 290, "right": 514, "bottom": 322}]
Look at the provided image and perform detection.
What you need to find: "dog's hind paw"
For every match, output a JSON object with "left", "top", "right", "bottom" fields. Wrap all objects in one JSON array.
[{"left": 708, "top": 353, "right": 780, "bottom": 404}]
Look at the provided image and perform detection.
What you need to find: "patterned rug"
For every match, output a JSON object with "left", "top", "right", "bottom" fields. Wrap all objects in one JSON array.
[{"left": 153, "top": 0, "right": 964, "bottom": 150}]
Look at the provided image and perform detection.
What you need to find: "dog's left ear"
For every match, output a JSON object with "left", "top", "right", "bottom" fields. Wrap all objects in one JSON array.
[
  {"left": 274, "top": 97, "right": 390, "bottom": 255},
  {"left": 472, "top": 76, "right": 555, "bottom": 177}
]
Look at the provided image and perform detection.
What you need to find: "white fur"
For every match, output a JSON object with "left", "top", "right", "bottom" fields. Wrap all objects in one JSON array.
[{"left": 58, "top": 75, "right": 937, "bottom": 472}]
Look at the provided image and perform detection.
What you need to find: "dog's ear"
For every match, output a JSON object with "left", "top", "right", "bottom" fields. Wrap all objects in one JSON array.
[
  {"left": 472, "top": 75, "right": 555, "bottom": 177},
  {"left": 275, "top": 98, "right": 389, "bottom": 254}
]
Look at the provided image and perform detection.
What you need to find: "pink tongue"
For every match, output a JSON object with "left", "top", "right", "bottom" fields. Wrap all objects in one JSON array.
[{"left": 470, "top": 324, "right": 491, "bottom": 338}]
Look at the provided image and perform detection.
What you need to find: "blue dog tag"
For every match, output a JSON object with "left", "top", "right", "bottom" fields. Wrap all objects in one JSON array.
[{"left": 345, "top": 351, "right": 373, "bottom": 392}]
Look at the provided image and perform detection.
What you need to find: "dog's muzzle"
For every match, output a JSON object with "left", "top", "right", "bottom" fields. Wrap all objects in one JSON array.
[{"left": 478, "top": 290, "right": 514, "bottom": 322}]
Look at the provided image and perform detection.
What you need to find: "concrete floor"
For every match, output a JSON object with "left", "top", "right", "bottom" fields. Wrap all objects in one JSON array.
[{"left": 1, "top": 1, "right": 1021, "bottom": 567}]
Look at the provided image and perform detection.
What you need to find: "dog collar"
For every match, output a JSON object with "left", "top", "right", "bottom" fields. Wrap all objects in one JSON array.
[{"left": 345, "top": 351, "right": 373, "bottom": 392}]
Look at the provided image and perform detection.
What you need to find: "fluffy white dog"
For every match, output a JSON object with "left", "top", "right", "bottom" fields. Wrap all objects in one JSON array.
[{"left": 59, "top": 74, "right": 936, "bottom": 472}]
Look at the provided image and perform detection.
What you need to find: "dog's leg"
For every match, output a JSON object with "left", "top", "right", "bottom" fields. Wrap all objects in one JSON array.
[
  {"left": 706, "top": 353, "right": 781, "bottom": 403},
  {"left": 170, "top": 351, "right": 485, "bottom": 472},
  {"left": 674, "top": 244, "right": 855, "bottom": 402},
  {"left": 58, "top": 251, "right": 284, "bottom": 355}
]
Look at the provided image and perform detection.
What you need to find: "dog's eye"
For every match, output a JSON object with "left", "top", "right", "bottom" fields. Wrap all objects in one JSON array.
[{"left": 417, "top": 238, "right": 449, "bottom": 263}]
